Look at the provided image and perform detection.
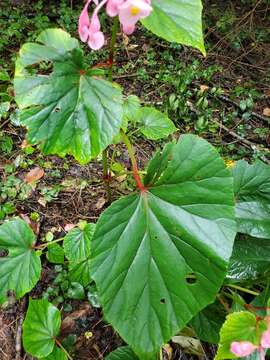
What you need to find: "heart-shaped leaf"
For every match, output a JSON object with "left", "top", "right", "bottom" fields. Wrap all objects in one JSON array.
[
  {"left": 47, "top": 243, "right": 65, "bottom": 264},
  {"left": 91, "top": 134, "right": 236, "bottom": 357},
  {"left": 233, "top": 160, "right": 270, "bottom": 239},
  {"left": 23, "top": 299, "right": 61, "bottom": 358},
  {"left": 14, "top": 29, "right": 123, "bottom": 164},
  {"left": 106, "top": 346, "right": 139, "bottom": 359},
  {"left": 142, "top": 0, "right": 205, "bottom": 55},
  {"left": 137, "top": 107, "right": 177, "bottom": 140},
  {"left": 0, "top": 218, "right": 41, "bottom": 304}
]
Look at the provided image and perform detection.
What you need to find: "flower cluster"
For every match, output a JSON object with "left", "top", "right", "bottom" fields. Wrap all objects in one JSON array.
[
  {"left": 230, "top": 318, "right": 270, "bottom": 359},
  {"left": 78, "top": 0, "right": 152, "bottom": 50}
]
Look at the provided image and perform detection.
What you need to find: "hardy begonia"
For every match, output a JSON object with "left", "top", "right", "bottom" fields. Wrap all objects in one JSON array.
[
  {"left": 78, "top": 0, "right": 153, "bottom": 50},
  {"left": 230, "top": 341, "right": 257, "bottom": 357}
]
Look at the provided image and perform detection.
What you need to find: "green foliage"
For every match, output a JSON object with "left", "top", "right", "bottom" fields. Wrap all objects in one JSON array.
[
  {"left": 14, "top": 29, "right": 123, "bottom": 164},
  {"left": 228, "top": 235, "right": 270, "bottom": 281},
  {"left": 23, "top": 299, "right": 61, "bottom": 358},
  {"left": 0, "top": 218, "right": 41, "bottom": 304},
  {"left": 91, "top": 134, "right": 236, "bottom": 357},
  {"left": 106, "top": 346, "right": 139, "bottom": 359},
  {"left": 142, "top": 0, "right": 205, "bottom": 54},
  {"left": 40, "top": 346, "right": 67, "bottom": 360},
  {"left": 47, "top": 243, "right": 65, "bottom": 264},
  {"left": 215, "top": 312, "right": 267, "bottom": 359},
  {"left": 233, "top": 160, "right": 270, "bottom": 239}
]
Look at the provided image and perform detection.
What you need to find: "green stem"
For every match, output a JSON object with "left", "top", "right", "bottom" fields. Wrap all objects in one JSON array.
[
  {"left": 225, "top": 284, "right": 260, "bottom": 296},
  {"left": 55, "top": 338, "right": 73, "bottom": 360},
  {"left": 102, "top": 149, "right": 112, "bottom": 203},
  {"left": 33, "top": 237, "right": 64, "bottom": 250},
  {"left": 108, "top": 17, "right": 119, "bottom": 81},
  {"left": 121, "top": 130, "right": 146, "bottom": 192}
]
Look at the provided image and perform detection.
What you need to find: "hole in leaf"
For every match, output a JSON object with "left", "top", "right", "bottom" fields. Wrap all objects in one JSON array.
[
  {"left": 0, "top": 248, "right": 8, "bottom": 257},
  {"left": 160, "top": 298, "right": 166, "bottom": 304},
  {"left": 54, "top": 107, "right": 61, "bottom": 113},
  {"left": 186, "top": 272, "right": 197, "bottom": 284}
]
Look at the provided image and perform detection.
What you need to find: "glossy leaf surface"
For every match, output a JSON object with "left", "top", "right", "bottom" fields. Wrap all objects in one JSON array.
[
  {"left": 228, "top": 235, "right": 270, "bottom": 281},
  {"left": 41, "top": 346, "right": 67, "bottom": 360},
  {"left": 23, "top": 299, "right": 61, "bottom": 358},
  {"left": 91, "top": 134, "right": 236, "bottom": 357},
  {"left": 0, "top": 218, "right": 41, "bottom": 304},
  {"left": 233, "top": 160, "right": 270, "bottom": 239},
  {"left": 142, "top": 0, "right": 205, "bottom": 54},
  {"left": 215, "top": 311, "right": 267, "bottom": 359},
  {"left": 14, "top": 29, "right": 123, "bottom": 164}
]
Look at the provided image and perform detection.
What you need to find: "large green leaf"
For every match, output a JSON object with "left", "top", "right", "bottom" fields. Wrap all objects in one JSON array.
[
  {"left": 0, "top": 218, "right": 41, "bottom": 304},
  {"left": 228, "top": 235, "right": 270, "bottom": 281},
  {"left": 142, "top": 0, "right": 205, "bottom": 55},
  {"left": 23, "top": 299, "right": 61, "bottom": 358},
  {"left": 215, "top": 312, "right": 267, "bottom": 360},
  {"left": 91, "top": 134, "right": 236, "bottom": 358},
  {"left": 14, "top": 29, "right": 123, "bottom": 164},
  {"left": 233, "top": 160, "right": 270, "bottom": 239},
  {"left": 106, "top": 346, "right": 139, "bottom": 359},
  {"left": 41, "top": 346, "right": 67, "bottom": 360}
]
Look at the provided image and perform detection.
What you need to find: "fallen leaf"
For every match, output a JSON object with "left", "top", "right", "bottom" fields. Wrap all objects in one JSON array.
[
  {"left": 24, "top": 167, "right": 44, "bottom": 184},
  {"left": 61, "top": 303, "right": 92, "bottom": 335},
  {"left": 172, "top": 336, "right": 204, "bottom": 356},
  {"left": 199, "top": 84, "right": 209, "bottom": 93},
  {"left": 20, "top": 213, "right": 40, "bottom": 235},
  {"left": 263, "top": 107, "right": 270, "bottom": 117},
  {"left": 95, "top": 197, "right": 106, "bottom": 210}
]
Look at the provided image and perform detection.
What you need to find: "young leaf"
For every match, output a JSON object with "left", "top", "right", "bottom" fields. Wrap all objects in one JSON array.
[
  {"left": 137, "top": 107, "right": 177, "bottom": 140},
  {"left": 14, "top": 29, "right": 123, "bottom": 164},
  {"left": 141, "top": 0, "right": 205, "bottom": 55},
  {"left": 63, "top": 223, "right": 95, "bottom": 262},
  {"left": 233, "top": 160, "right": 270, "bottom": 239},
  {"left": 47, "top": 243, "right": 65, "bottom": 264},
  {"left": 123, "top": 95, "right": 141, "bottom": 126},
  {"left": 106, "top": 346, "right": 139, "bottom": 359},
  {"left": 228, "top": 235, "right": 270, "bottom": 281},
  {"left": 23, "top": 299, "right": 61, "bottom": 358},
  {"left": 215, "top": 311, "right": 267, "bottom": 359},
  {"left": 40, "top": 346, "right": 67, "bottom": 360},
  {"left": 0, "top": 218, "right": 41, "bottom": 304},
  {"left": 68, "top": 258, "right": 91, "bottom": 287},
  {"left": 91, "top": 134, "right": 236, "bottom": 358}
]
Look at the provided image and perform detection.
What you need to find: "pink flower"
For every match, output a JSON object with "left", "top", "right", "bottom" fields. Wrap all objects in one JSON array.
[
  {"left": 78, "top": 0, "right": 92, "bottom": 42},
  {"left": 118, "top": 0, "right": 152, "bottom": 35},
  {"left": 230, "top": 341, "right": 257, "bottom": 357},
  {"left": 106, "top": 0, "right": 125, "bottom": 17},
  {"left": 261, "top": 330, "right": 270, "bottom": 348}
]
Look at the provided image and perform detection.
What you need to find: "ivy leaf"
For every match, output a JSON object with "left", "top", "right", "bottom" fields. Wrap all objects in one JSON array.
[
  {"left": 14, "top": 29, "right": 123, "bottom": 164},
  {"left": 233, "top": 160, "right": 270, "bottom": 239},
  {"left": 137, "top": 107, "right": 177, "bottom": 140},
  {"left": 40, "top": 346, "right": 67, "bottom": 360},
  {"left": 190, "top": 302, "right": 226, "bottom": 344},
  {"left": 23, "top": 299, "right": 61, "bottom": 358},
  {"left": 47, "top": 243, "right": 65, "bottom": 264},
  {"left": 215, "top": 312, "right": 267, "bottom": 359},
  {"left": 106, "top": 346, "right": 139, "bottom": 359},
  {"left": 142, "top": 0, "right": 205, "bottom": 55},
  {"left": 0, "top": 218, "right": 41, "bottom": 304},
  {"left": 63, "top": 223, "right": 95, "bottom": 262},
  {"left": 91, "top": 134, "right": 236, "bottom": 357},
  {"left": 228, "top": 235, "right": 270, "bottom": 281}
]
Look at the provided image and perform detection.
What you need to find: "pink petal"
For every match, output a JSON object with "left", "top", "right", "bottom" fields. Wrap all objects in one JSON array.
[
  {"left": 118, "top": 0, "right": 152, "bottom": 28},
  {"left": 261, "top": 330, "right": 270, "bottom": 348},
  {"left": 230, "top": 341, "right": 257, "bottom": 357},
  {"left": 89, "top": 14, "right": 101, "bottom": 32},
  {"left": 106, "top": 0, "right": 124, "bottom": 17},
  {"left": 88, "top": 31, "right": 105, "bottom": 50},
  {"left": 122, "top": 23, "right": 136, "bottom": 35},
  {"left": 78, "top": 0, "right": 92, "bottom": 42}
]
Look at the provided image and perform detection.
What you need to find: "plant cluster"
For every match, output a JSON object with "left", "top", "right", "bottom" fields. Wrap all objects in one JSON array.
[{"left": 0, "top": 1, "right": 269, "bottom": 360}]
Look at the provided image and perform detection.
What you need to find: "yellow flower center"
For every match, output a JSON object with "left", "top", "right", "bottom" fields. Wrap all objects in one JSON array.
[{"left": 130, "top": 6, "right": 140, "bottom": 16}]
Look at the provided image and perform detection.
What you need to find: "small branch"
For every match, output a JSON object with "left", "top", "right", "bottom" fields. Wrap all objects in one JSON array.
[
  {"left": 55, "top": 338, "right": 73, "bottom": 360},
  {"left": 15, "top": 297, "right": 27, "bottom": 360}
]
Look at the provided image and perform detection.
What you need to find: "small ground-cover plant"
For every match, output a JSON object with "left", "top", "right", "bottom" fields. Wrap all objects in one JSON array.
[{"left": 0, "top": 1, "right": 269, "bottom": 359}]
